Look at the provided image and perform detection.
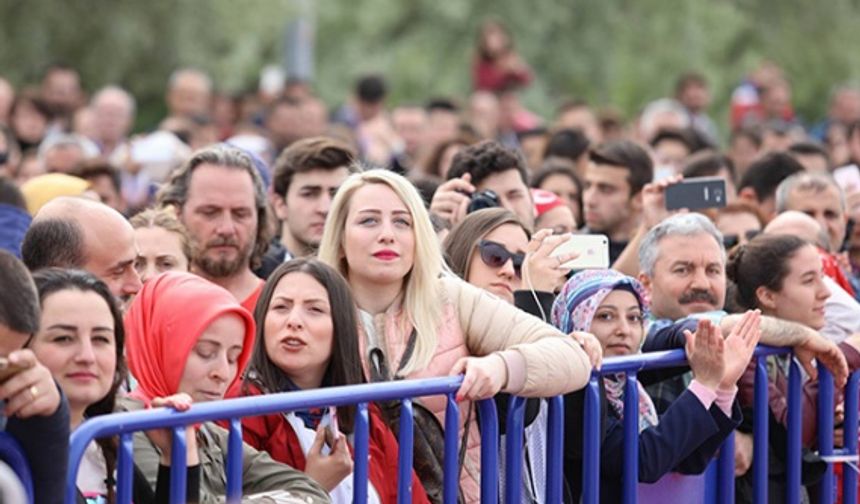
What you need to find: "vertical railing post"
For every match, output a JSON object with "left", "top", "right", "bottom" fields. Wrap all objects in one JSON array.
[
  {"left": 786, "top": 357, "right": 803, "bottom": 504},
  {"left": 477, "top": 399, "right": 499, "bottom": 504},
  {"left": 225, "top": 418, "right": 243, "bottom": 503},
  {"left": 716, "top": 431, "right": 735, "bottom": 504},
  {"left": 443, "top": 394, "right": 460, "bottom": 504},
  {"left": 753, "top": 356, "right": 769, "bottom": 504},
  {"left": 583, "top": 377, "right": 601, "bottom": 504},
  {"left": 353, "top": 402, "right": 370, "bottom": 504},
  {"left": 168, "top": 425, "right": 188, "bottom": 504},
  {"left": 504, "top": 396, "right": 526, "bottom": 504},
  {"left": 116, "top": 432, "right": 134, "bottom": 504},
  {"left": 397, "top": 399, "right": 415, "bottom": 504},
  {"left": 623, "top": 372, "right": 640, "bottom": 504},
  {"left": 843, "top": 372, "right": 860, "bottom": 504},
  {"left": 545, "top": 395, "right": 565, "bottom": 504},
  {"left": 818, "top": 365, "right": 835, "bottom": 504}
]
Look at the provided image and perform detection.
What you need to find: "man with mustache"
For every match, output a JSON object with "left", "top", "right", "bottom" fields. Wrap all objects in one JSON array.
[
  {"left": 637, "top": 212, "right": 847, "bottom": 409},
  {"left": 158, "top": 144, "right": 270, "bottom": 313},
  {"left": 637, "top": 211, "right": 848, "bottom": 490}
]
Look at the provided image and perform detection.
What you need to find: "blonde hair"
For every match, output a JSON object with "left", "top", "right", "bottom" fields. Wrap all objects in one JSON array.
[
  {"left": 129, "top": 206, "right": 194, "bottom": 263},
  {"left": 318, "top": 168, "right": 444, "bottom": 375}
]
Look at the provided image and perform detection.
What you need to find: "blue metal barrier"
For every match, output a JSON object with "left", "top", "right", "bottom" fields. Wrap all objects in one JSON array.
[
  {"left": 66, "top": 347, "right": 859, "bottom": 504},
  {"left": 0, "top": 432, "right": 34, "bottom": 504},
  {"left": 580, "top": 345, "right": 839, "bottom": 504},
  {"left": 66, "top": 376, "right": 508, "bottom": 504}
]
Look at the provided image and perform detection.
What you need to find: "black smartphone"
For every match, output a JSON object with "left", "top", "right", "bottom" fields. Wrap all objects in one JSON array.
[{"left": 665, "top": 176, "right": 728, "bottom": 211}]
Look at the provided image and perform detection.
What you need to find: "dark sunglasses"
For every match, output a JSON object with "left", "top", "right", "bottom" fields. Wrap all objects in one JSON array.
[
  {"left": 723, "top": 229, "right": 761, "bottom": 249},
  {"left": 478, "top": 240, "right": 525, "bottom": 278}
]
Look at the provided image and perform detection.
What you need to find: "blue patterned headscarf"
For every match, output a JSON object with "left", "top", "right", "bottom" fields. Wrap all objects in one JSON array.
[{"left": 551, "top": 269, "right": 650, "bottom": 334}]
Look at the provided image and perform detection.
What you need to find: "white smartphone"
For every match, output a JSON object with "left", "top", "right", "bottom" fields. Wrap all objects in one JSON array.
[
  {"left": 549, "top": 234, "right": 610, "bottom": 269},
  {"left": 318, "top": 406, "right": 339, "bottom": 446},
  {"left": 833, "top": 164, "right": 860, "bottom": 193}
]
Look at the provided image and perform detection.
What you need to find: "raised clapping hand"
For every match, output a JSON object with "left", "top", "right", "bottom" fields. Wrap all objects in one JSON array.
[
  {"left": 521, "top": 229, "right": 576, "bottom": 293},
  {"left": 719, "top": 310, "right": 762, "bottom": 389},
  {"left": 146, "top": 393, "right": 200, "bottom": 466},
  {"left": 304, "top": 425, "right": 353, "bottom": 492},
  {"left": 684, "top": 319, "right": 725, "bottom": 391},
  {"left": 0, "top": 349, "right": 61, "bottom": 418}
]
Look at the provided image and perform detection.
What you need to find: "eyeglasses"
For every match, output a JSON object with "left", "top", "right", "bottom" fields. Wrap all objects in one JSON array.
[{"left": 478, "top": 240, "right": 525, "bottom": 278}]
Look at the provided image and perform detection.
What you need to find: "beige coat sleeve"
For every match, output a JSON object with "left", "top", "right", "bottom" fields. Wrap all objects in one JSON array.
[{"left": 442, "top": 276, "right": 592, "bottom": 396}]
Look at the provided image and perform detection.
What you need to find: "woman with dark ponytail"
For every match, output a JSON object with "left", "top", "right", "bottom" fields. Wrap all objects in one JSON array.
[{"left": 727, "top": 234, "right": 860, "bottom": 502}]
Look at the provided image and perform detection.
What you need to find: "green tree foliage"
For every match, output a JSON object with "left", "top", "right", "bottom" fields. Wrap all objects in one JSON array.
[{"left": 3, "top": 0, "right": 860, "bottom": 136}]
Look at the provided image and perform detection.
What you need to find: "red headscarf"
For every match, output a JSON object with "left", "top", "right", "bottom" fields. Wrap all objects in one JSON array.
[{"left": 124, "top": 272, "right": 256, "bottom": 405}]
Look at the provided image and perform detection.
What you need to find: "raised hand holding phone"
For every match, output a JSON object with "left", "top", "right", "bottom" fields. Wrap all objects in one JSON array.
[{"left": 304, "top": 419, "right": 353, "bottom": 492}]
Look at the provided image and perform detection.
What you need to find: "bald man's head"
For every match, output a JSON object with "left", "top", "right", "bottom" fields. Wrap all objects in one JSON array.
[
  {"left": 22, "top": 197, "right": 141, "bottom": 304},
  {"left": 764, "top": 210, "right": 830, "bottom": 250}
]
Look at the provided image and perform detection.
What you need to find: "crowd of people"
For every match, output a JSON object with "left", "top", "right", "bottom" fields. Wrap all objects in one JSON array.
[{"left": 1, "top": 17, "right": 860, "bottom": 504}]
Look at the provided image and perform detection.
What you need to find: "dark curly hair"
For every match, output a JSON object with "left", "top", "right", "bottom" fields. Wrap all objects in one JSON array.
[{"left": 446, "top": 140, "right": 528, "bottom": 187}]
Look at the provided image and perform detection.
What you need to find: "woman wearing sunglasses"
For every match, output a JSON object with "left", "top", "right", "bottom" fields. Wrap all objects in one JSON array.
[
  {"left": 317, "top": 169, "right": 594, "bottom": 502},
  {"left": 444, "top": 208, "right": 602, "bottom": 502}
]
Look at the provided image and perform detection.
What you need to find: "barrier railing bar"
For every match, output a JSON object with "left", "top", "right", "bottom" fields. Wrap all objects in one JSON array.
[
  {"left": 504, "top": 396, "right": 526, "bottom": 504},
  {"left": 623, "top": 371, "right": 639, "bottom": 504},
  {"left": 168, "top": 425, "right": 187, "bottom": 504},
  {"left": 353, "top": 402, "right": 370, "bottom": 504},
  {"left": 477, "top": 399, "right": 499, "bottom": 503},
  {"left": 545, "top": 395, "right": 564, "bottom": 503},
  {"left": 844, "top": 372, "right": 860, "bottom": 504},
  {"left": 397, "top": 398, "right": 415, "bottom": 504},
  {"left": 583, "top": 377, "right": 601, "bottom": 504},
  {"left": 753, "top": 356, "right": 769, "bottom": 504},
  {"left": 819, "top": 365, "right": 835, "bottom": 504},
  {"left": 716, "top": 431, "right": 735, "bottom": 504},
  {"left": 225, "top": 418, "right": 242, "bottom": 503},
  {"left": 117, "top": 432, "right": 134, "bottom": 504},
  {"left": 787, "top": 357, "right": 802, "bottom": 504},
  {"left": 703, "top": 458, "right": 718, "bottom": 503},
  {"left": 443, "top": 394, "right": 460, "bottom": 504},
  {"left": 67, "top": 377, "right": 464, "bottom": 504}
]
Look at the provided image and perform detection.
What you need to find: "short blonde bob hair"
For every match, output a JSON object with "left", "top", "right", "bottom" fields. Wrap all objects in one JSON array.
[{"left": 317, "top": 168, "right": 445, "bottom": 375}]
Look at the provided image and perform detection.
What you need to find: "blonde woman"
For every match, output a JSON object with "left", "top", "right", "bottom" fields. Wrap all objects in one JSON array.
[
  {"left": 317, "top": 168, "right": 593, "bottom": 502},
  {"left": 129, "top": 207, "right": 193, "bottom": 283}
]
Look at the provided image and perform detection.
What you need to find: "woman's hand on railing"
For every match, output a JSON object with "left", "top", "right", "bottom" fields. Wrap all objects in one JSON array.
[
  {"left": 570, "top": 331, "right": 602, "bottom": 370},
  {"left": 146, "top": 393, "right": 200, "bottom": 466},
  {"left": 684, "top": 319, "right": 724, "bottom": 391},
  {"left": 794, "top": 330, "right": 848, "bottom": 386},
  {"left": 449, "top": 354, "right": 508, "bottom": 401},
  {"left": 719, "top": 310, "right": 761, "bottom": 390},
  {"left": 304, "top": 426, "right": 353, "bottom": 492}
]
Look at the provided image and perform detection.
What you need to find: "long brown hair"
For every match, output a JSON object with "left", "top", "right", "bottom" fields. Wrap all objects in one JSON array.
[
  {"left": 443, "top": 208, "right": 530, "bottom": 280},
  {"left": 244, "top": 258, "right": 363, "bottom": 432},
  {"left": 31, "top": 268, "right": 126, "bottom": 504}
]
